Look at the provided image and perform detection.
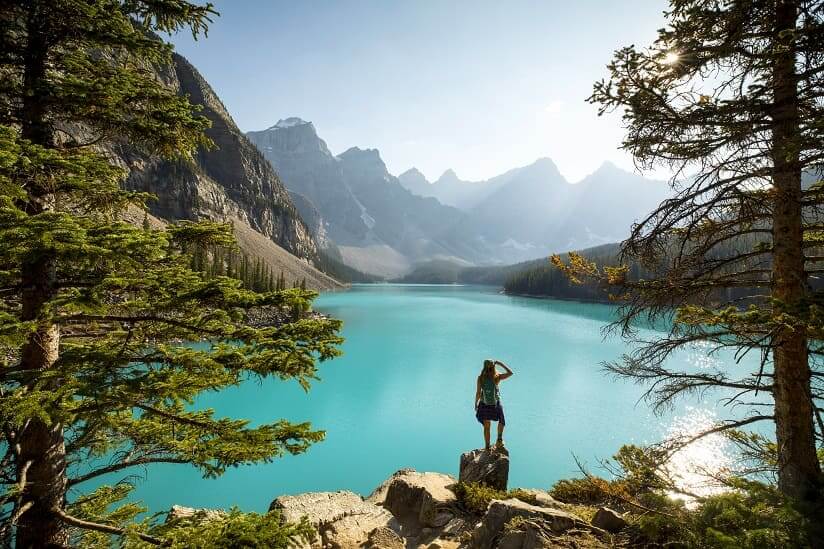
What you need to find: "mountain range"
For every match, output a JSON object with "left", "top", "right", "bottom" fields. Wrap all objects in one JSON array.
[{"left": 248, "top": 118, "right": 671, "bottom": 276}]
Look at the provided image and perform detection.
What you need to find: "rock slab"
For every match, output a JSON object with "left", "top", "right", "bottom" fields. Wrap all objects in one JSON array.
[
  {"left": 471, "top": 498, "right": 585, "bottom": 549},
  {"left": 382, "top": 470, "right": 458, "bottom": 530},
  {"left": 459, "top": 448, "right": 510, "bottom": 491},
  {"left": 591, "top": 506, "right": 627, "bottom": 533},
  {"left": 270, "top": 490, "right": 396, "bottom": 549}
]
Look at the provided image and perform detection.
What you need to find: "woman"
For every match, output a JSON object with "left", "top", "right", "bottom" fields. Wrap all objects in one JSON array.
[{"left": 474, "top": 359, "right": 513, "bottom": 450}]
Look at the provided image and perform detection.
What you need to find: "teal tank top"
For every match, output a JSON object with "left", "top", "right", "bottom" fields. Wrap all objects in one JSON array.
[{"left": 480, "top": 376, "right": 499, "bottom": 405}]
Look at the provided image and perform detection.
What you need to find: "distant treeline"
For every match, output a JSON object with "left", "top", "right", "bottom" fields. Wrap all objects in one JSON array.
[
  {"left": 502, "top": 243, "right": 623, "bottom": 302},
  {"left": 190, "top": 244, "right": 307, "bottom": 292},
  {"left": 317, "top": 248, "right": 382, "bottom": 283}
]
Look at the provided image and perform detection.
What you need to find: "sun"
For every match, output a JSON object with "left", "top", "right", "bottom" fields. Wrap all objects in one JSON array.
[{"left": 662, "top": 51, "right": 680, "bottom": 65}]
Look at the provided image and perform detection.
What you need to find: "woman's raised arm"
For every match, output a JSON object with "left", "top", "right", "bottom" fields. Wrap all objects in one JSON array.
[{"left": 495, "top": 361, "right": 513, "bottom": 380}]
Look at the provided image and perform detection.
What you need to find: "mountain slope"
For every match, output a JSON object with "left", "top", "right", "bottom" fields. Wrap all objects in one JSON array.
[{"left": 107, "top": 55, "right": 342, "bottom": 289}]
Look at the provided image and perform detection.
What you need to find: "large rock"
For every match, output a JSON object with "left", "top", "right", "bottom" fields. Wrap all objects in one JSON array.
[
  {"left": 459, "top": 448, "right": 510, "bottom": 491},
  {"left": 365, "top": 526, "right": 405, "bottom": 549},
  {"left": 366, "top": 468, "right": 416, "bottom": 505},
  {"left": 166, "top": 505, "right": 224, "bottom": 523},
  {"left": 471, "top": 498, "right": 586, "bottom": 549},
  {"left": 591, "top": 506, "right": 627, "bottom": 533},
  {"left": 270, "top": 491, "right": 396, "bottom": 549},
  {"left": 512, "top": 489, "right": 565, "bottom": 510},
  {"left": 322, "top": 507, "right": 397, "bottom": 549},
  {"left": 382, "top": 470, "right": 458, "bottom": 531}
]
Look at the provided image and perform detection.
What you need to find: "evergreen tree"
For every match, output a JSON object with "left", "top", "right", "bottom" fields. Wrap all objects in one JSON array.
[
  {"left": 559, "top": 0, "right": 824, "bottom": 531},
  {"left": 0, "top": 2, "right": 342, "bottom": 546}
]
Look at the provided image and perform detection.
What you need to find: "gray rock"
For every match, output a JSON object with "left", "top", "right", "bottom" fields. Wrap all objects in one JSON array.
[
  {"left": 366, "top": 468, "right": 416, "bottom": 505},
  {"left": 511, "top": 488, "right": 565, "bottom": 509},
  {"left": 269, "top": 491, "right": 371, "bottom": 527},
  {"left": 591, "top": 506, "right": 627, "bottom": 533},
  {"left": 166, "top": 505, "right": 224, "bottom": 523},
  {"left": 459, "top": 448, "right": 510, "bottom": 491},
  {"left": 365, "top": 526, "right": 405, "bottom": 549},
  {"left": 440, "top": 517, "right": 467, "bottom": 538},
  {"left": 321, "top": 507, "right": 398, "bottom": 549},
  {"left": 270, "top": 490, "right": 398, "bottom": 549},
  {"left": 382, "top": 470, "right": 458, "bottom": 530},
  {"left": 471, "top": 498, "right": 585, "bottom": 549}
]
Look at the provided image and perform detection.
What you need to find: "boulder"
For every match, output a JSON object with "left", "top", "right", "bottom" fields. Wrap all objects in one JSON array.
[
  {"left": 322, "top": 507, "right": 398, "bottom": 549},
  {"left": 459, "top": 448, "right": 509, "bottom": 491},
  {"left": 511, "top": 489, "right": 565, "bottom": 510},
  {"left": 365, "top": 526, "right": 405, "bottom": 549},
  {"left": 166, "top": 505, "right": 224, "bottom": 522},
  {"left": 270, "top": 490, "right": 397, "bottom": 549},
  {"left": 471, "top": 498, "right": 585, "bottom": 549},
  {"left": 366, "top": 468, "right": 416, "bottom": 505},
  {"left": 269, "top": 491, "right": 371, "bottom": 527},
  {"left": 591, "top": 507, "right": 627, "bottom": 533},
  {"left": 382, "top": 470, "right": 458, "bottom": 530}
]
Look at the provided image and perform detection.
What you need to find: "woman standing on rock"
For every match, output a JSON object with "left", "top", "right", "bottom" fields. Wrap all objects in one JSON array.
[{"left": 475, "top": 359, "right": 513, "bottom": 450}]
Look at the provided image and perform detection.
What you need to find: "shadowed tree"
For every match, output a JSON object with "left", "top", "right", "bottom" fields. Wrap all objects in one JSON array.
[
  {"left": 556, "top": 0, "right": 824, "bottom": 527},
  {"left": 0, "top": 1, "right": 342, "bottom": 546}
]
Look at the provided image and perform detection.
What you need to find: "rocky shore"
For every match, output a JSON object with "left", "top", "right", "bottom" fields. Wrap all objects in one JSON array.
[{"left": 170, "top": 449, "right": 627, "bottom": 549}]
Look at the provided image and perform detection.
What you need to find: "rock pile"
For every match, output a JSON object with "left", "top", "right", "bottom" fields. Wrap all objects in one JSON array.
[{"left": 168, "top": 448, "right": 625, "bottom": 548}]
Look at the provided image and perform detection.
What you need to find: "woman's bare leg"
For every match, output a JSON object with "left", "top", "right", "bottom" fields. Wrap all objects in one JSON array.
[
  {"left": 483, "top": 421, "right": 491, "bottom": 449},
  {"left": 496, "top": 422, "right": 504, "bottom": 447}
]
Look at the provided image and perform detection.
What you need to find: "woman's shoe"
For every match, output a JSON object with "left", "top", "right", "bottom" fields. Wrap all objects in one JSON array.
[{"left": 495, "top": 439, "right": 505, "bottom": 451}]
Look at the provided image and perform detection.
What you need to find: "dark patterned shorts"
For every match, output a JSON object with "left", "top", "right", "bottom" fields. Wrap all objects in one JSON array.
[{"left": 475, "top": 402, "right": 505, "bottom": 425}]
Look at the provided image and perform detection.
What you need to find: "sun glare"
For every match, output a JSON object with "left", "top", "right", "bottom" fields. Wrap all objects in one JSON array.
[{"left": 662, "top": 51, "right": 680, "bottom": 65}]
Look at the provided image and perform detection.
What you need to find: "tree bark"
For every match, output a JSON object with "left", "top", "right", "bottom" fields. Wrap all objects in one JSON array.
[
  {"left": 770, "top": 0, "right": 822, "bottom": 513},
  {"left": 14, "top": 5, "right": 69, "bottom": 547}
]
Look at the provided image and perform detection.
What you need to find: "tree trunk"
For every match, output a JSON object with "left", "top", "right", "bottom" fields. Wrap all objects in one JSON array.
[
  {"left": 770, "top": 0, "right": 822, "bottom": 512},
  {"left": 14, "top": 6, "right": 69, "bottom": 546}
]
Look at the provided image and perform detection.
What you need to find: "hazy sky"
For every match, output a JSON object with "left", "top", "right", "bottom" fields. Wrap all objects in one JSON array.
[{"left": 170, "top": 1, "right": 667, "bottom": 182}]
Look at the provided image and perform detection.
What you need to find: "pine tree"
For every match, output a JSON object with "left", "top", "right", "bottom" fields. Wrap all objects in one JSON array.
[
  {"left": 558, "top": 0, "right": 824, "bottom": 529},
  {"left": 0, "top": 2, "right": 342, "bottom": 545}
]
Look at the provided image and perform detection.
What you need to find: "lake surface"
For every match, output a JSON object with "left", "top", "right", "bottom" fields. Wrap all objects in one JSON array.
[{"left": 119, "top": 284, "right": 753, "bottom": 513}]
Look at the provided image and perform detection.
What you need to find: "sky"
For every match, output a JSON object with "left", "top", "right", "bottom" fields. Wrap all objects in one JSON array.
[{"left": 170, "top": 1, "right": 668, "bottom": 183}]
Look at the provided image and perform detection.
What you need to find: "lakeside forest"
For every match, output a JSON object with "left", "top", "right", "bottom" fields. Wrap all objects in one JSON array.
[{"left": 2, "top": 1, "right": 824, "bottom": 548}]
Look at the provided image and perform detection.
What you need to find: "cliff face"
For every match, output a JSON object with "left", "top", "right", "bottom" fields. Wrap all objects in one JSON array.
[
  {"left": 117, "top": 54, "right": 317, "bottom": 262},
  {"left": 247, "top": 119, "right": 368, "bottom": 246}
]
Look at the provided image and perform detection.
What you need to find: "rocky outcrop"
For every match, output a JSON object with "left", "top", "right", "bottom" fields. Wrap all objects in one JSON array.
[
  {"left": 243, "top": 453, "right": 611, "bottom": 549},
  {"left": 591, "top": 507, "right": 626, "bottom": 533},
  {"left": 382, "top": 470, "right": 458, "bottom": 530},
  {"left": 270, "top": 491, "right": 398, "bottom": 549},
  {"left": 460, "top": 448, "right": 510, "bottom": 491},
  {"left": 166, "top": 504, "right": 224, "bottom": 522},
  {"left": 471, "top": 499, "right": 587, "bottom": 549}
]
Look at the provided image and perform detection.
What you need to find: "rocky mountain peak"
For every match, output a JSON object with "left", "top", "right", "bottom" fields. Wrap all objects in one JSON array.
[
  {"left": 399, "top": 167, "right": 427, "bottom": 181},
  {"left": 272, "top": 117, "right": 311, "bottom": 129},
  {"left": 247, "top": 117, "right": 330, "bottom": 156},
  {"left": 436, "top": 168, "right": 462, "bottom": 185},
  {"left": 337, "top": 147, "right": 388, "bottom": 173}
]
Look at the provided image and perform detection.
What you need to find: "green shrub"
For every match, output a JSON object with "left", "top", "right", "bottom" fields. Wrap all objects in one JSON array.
[{"left": 451, "top": 483, "right": 542, "bottom": 514}]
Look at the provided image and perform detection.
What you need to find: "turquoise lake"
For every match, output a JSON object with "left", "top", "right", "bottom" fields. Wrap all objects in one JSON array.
[{"left": 117, "top": 284, "right": 756, "bottom": 513}]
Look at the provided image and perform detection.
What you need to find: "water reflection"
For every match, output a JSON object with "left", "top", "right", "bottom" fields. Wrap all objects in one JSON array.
[{"left": 665, "top": 407, "right": 732, "bottom": 502}]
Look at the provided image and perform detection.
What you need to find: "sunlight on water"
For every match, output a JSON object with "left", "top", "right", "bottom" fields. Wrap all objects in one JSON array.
[{"left": 665, "top": 407, "right": 732, "bottom": 503}]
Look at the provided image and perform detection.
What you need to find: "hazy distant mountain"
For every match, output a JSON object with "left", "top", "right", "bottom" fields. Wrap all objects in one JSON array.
[
  {"left": 458, "top": 159, "right": 670, "bottom": 262},
  {"left": 398, "top": 167, "right": 503, "bottom": 209},
  {"left": 248, "top": 117, "right": 670, "bottom": 275},
  {"left": 247, "top": 120, "right": 489, "bottom": 277}
]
